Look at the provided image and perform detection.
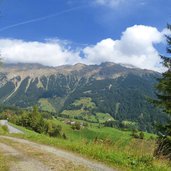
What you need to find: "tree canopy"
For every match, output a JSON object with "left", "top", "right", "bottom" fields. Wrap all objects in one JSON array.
[{"left": 153, "top": 24, "right": 171, "bottom": 159}]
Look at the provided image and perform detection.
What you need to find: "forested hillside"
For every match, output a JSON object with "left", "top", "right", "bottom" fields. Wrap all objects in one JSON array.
[{"left": 0, "top": 62, "right": 168, "bottom": 132}]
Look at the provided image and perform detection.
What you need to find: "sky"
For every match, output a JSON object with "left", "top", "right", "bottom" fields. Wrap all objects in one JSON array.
[{"left": 0, "top": 0, "right": 171, "bottom": 72}]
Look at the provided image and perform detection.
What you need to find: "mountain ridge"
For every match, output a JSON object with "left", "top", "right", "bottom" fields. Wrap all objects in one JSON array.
[
  {"left": 0, "top": 62, "right": 165, "bottom": 132},
  {"left": 1, "top": 62, "right": 158, "bottom": 79}
]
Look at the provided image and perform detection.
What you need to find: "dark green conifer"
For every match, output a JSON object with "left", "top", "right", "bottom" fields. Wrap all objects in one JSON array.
[{"left": 153, "top": 24, "right": 171, "bottom": 159}]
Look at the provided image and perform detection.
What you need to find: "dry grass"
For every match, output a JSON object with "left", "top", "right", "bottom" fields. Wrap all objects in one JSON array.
[{"left": 0, "top": 152, "right": 9, "bottom": 171}]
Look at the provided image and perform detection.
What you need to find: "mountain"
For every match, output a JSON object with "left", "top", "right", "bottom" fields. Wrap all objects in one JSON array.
[{"left": 0, "top": 62, "right": 167, "bottom": 132}]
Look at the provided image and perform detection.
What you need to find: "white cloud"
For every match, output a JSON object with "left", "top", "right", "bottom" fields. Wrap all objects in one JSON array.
[
  {"left": 82, "top": 25, "right": 165, "bottom": 72},
  {"left": 0, "top": 39, "right": 82, "bottom": 66},
  {"left": 0, "top": 25, "right": 167, "bottom": 72},
  {"left": 94, "top": 0, "right": 126, "bottom": 8},
  {"left": 93, "top": 0, "right": 147, "bottom": 9}
]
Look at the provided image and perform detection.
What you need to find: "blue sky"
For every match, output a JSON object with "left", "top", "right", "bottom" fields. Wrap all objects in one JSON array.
[
  {"left": 0, "top": 0, "right": 170, "bottom": 71},
  {"left": 0, "top": 0, "right": 170, "bottom": 43}
]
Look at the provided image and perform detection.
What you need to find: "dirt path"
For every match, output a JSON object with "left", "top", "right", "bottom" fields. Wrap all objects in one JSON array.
[
  {"left": 0, "top": 136, "right": 116, "bottom": 171},
  {"left": 0, "top": 142, "right": 50, "bottom": 171}
]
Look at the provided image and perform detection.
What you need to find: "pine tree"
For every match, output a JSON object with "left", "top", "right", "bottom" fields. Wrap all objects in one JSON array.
[{"left": 153, "top": 24, "right": 171, "bottom": 159}]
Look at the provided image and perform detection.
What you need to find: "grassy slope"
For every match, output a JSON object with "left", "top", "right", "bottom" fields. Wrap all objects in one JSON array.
[
  {"left": 38, "top": 98, "right": 56, "bottom": 113},
  {"left": 7, "top": 120, "right": 170, "bottom": 171}
]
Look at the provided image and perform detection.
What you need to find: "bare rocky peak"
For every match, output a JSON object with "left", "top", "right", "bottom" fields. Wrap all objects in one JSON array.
[
  {"left": 73, "top": 63, "right": 87, "bottom": 69},
  {"left": 1, "top": 62, "right": 158, "bottom": 81},
  {"left": 1, "top": 63, "right": 56, "bottom": 79}
]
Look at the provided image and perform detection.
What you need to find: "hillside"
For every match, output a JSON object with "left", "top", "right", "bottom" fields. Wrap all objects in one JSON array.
[
  {"left": 0, "top": 120, "right": 170, "bottom": 171},
  {"left": 0, "top": 62, "right": 167, "bottom": 132}
]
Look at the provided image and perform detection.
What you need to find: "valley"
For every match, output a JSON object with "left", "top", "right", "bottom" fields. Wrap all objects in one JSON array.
[
  {"left": 0, "top": 63, "right": 168, "bottom": 132},
  {"left": 0, "top": 63, "right": 170, "bottom": 171}
]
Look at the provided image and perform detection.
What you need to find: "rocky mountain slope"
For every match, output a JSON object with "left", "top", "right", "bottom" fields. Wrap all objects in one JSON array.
[{"left": 0, "top": 62, "right": 166, "bottom": 131}]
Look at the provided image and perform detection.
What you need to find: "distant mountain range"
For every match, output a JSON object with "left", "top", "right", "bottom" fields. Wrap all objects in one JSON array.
[{"left": 0, "top": 62, "right": 167, "bottom": 132}]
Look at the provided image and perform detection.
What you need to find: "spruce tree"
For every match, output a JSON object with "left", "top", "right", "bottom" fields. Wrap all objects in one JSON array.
[{"left": 153, "top": 24, "right": 171, "bottom": 159}]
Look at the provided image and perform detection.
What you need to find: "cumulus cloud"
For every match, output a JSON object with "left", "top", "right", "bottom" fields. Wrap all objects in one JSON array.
[
  {"left": 82, "top": 25, "right": 165, "bottom": 72},
  {"left": 0, "top": 25, "right": 167, "bottom": 72}
]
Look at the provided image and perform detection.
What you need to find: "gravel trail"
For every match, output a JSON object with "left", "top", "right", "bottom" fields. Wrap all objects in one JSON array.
[
  {"left": 0, "top": 142, "right": 50, "bottom": 171},
  {"left": 0, "top": 136, "right": 116, "bottom": 171}
]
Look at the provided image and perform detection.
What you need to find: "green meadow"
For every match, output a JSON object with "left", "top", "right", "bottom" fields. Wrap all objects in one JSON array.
[{"left": 6, "top": 119, "right": 170, "bottom": 171}]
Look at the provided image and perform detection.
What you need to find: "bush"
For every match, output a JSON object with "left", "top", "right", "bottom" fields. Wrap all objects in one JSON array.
[
  {"left": 104, "top": 120, "right": 120, "bottom": 128},
  {"left": 13, "top": 107, "right": 46, "bottom": 134},
  {"left": 71, "top": 124, "right": 76, "bottom": 130},
  {"left": 1, "top": 125, "right": 9, "bottom": 133},
  {"left": 71, "top": 122, "right": 81, "bottom": 130},
  {"left": 45, "top": 121, "right": 62, "bottom": 137},
  {"left": 154, "top": 136, "right": 171, "bottom": 160},
  {"left": 62, "top": 133, "right": 67, "bottom": 139},
  {"left": 131, "top": 129, "right": 139, "bottom": 138},
  {"left": 139, "top": 132, "right": 144, "bottom": 139},
  {"left": 75, "top": 122, "right": 81, "bottom": 130},
  {"left": 121, "top": 121, "right": 138, "bottom": 131}
]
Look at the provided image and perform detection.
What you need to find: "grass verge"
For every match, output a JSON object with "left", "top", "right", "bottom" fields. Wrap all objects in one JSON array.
[
  {"left": 4, "top": 122, "right": 170, "bottom": 171},
  {"left": 0, "top": 152, "right": 9, "bottom": 171}
]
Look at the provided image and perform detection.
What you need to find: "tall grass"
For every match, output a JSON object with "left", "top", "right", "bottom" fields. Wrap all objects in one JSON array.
[
  {"left": 7, "top": 122, "right": 170, "bottom": 171},
  {"left": 0, "top": 153, "right": 8, "bottom": 171}
]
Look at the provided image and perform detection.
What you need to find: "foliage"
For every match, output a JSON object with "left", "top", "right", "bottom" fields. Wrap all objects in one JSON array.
[
  {"left": 71, "top": 121, "right": 81, "bottom": 130},
  {"left": 0, "top": 125, "right": 8, "bottom": 134},
  {"left": 61, "top": 98, "right": 114, "bottom": 124},
  {"left": 104, "top": 120, "right": 138, "bottom": 131},
  {"left": 3, "top": 106, "right": 63, "bottom": 137},
  {"left": 0, "top": 63, "right": 168, "bottom": 133},
  {"left": 45, "top": 120, "right": 62, "bottom": 137},
  {"left": 152, "top": 24, "right": 171, "bottom": 159},
  {"left": 75, "top": 121, "right": 81, "bottom": 130},
  {"left": 1, "top": 125, "right": 8, "bottom": 133},
  {"left": 131, "top": 129, "right": 140, "bottom": 139},
  {"left": 7, "top": 120, "right": 170, "bottom": 171},
  {"left": 15, "top": 106, "right": 45, "bottom": 133},
  {"left": 139, "top": 131, "right": 145, "bottom": 139},
  {"left": 131, "top": 130, "right": 145, "bottom": 139}
]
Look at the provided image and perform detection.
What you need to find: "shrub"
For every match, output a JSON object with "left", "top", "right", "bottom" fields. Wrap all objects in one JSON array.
[
  {"left": 75, "top": 122, "right": 81, "bottom": 130},
  {"left": 1, "top": 125, "right": 9, "bottom": 133},
  {"left": 154, "top": 136, "right": 171, "bottom": 159},
  {"left": 71, "top": 124, "right": 76, "bottom": 130},
  {"left": 131, "top": 129, "right": 139, "bottom": 138},
  {"left": 71, "top": 122, "right": 81, "bottom": 130},
  {"left": 62, "top": 133, "right": 67, "bottom": 139},
  {"left": 45, "top": 121, "right": 62, "bottom": 137},
  {"left": 121, "top": 121, "right": 138, "bottom": 131},
  {"left": 139, "top": 132, "right": 144, "bottom": 139},
  {"left": 104, "top": 120, "right": 120, "bottom": 128},
  {"left": 13, "top": 107, "right": 46, "bottom": 134}
]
